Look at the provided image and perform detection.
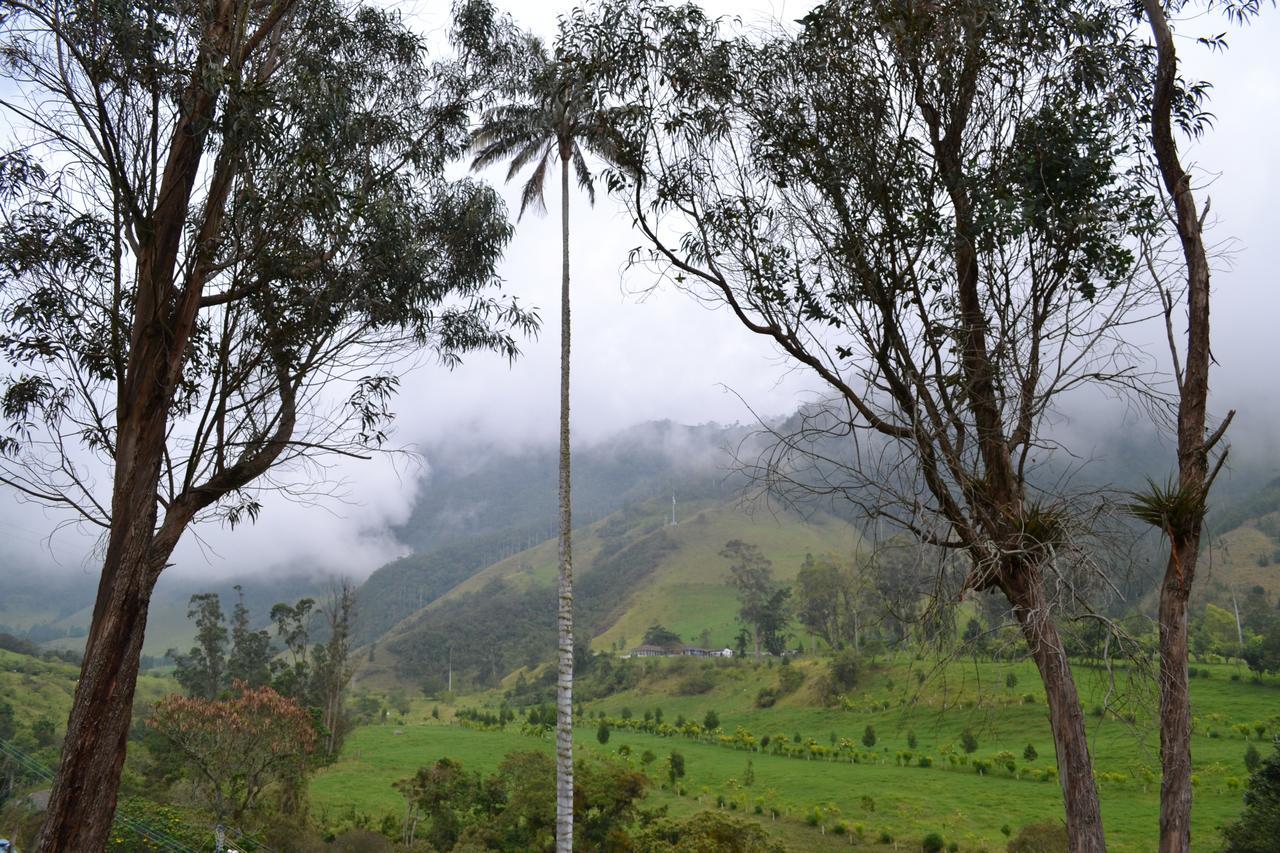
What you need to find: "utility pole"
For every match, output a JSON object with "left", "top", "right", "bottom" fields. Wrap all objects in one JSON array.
[{"left": 671, "top": 492, "right": 677, "bottom": 526}]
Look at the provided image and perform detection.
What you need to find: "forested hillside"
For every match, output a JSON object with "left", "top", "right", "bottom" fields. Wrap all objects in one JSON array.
[{"left": 352, "top": 420, "right": 757, "bottom": 645}]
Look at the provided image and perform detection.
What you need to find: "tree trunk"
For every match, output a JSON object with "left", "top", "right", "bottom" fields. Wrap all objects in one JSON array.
[
  {"left": 555, "top": 153, "right": 575, "bottom": 853},
  {"left": 1142, "top": 2, "right": 1226, "bottom": 849},
  {"left": 1008, "top": 575, "right": 1106, "bottom": 853},
  {"left": 36, "top": 528, "right": 162, "bottom": 851},
  {"left": 1158, "top": 537, "right": 1198, "bottom": 853}
]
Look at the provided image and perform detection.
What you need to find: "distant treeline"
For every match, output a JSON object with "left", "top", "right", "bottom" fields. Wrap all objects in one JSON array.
[{"left": 0, "top": 631, "right": 81, "bottom": 665}]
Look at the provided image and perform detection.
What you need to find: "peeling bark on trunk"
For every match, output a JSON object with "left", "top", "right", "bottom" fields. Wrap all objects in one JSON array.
[
  {"left": 555, "top": 153, "right": 575, "bottom": 853},
  {"left": 1007, "top": 573, "right": 1106, "bottom": 853}
]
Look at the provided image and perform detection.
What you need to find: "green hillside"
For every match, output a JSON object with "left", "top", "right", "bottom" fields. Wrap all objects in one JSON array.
[
  {"left": 0, "top": 648, "right": 174, "bottom": 728},
  {"left": 362, "top": 496, "right": 860, "bottom": 691}
]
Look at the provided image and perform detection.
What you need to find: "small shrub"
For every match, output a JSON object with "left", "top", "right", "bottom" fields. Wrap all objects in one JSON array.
[
  {"left": 703, "top": 710, "right": 720, "bottom": 731},
  {"left": 918, "top": 756, "right": 933, "bottom": 768},
  {"left": 960, "top": 728, "right": 978, "bottom": 754},
  {"left": 907, "top": 730, "right": 918, "bottom": 749},
  {"left": 922, "top": 831, "right": 946, "bottom": 852},
  {"left": 862, "top": 725, "right": 877, "bottom": 748},
  {"left": 1245, "top": 743, "right": 1262, "bottom": 772},
  {"left": 596, "top": 721, "right": 611, "bottom": 745},
  {"left": 1001, "top": 823, "right": 1012, "bottom": 837},
  {"left": 1005, "top": 672, "right": 1018, "bottom": 690},
  {"left": 755, "top": 687, "right": 778, "bottom": 708},
  {"left": 676, "top": 671, "right": 716, "bottom": 695},
  {"left": 878, "top": 830, "right": 893, "bottom": 844},
  {"left": 1231, "top": 672, "right": 1241, "bottom": 682},
  {"left": 829, "top": 649, "right": 861, "bottom": 691},
  {"left": 1024, "top": 743, "right": 1038, "bottom": 762},
  {"left": 778, "top": 666, "right": 806, "bottom": 695},
  {"left": 1006, "top": 821, "right": 1068, "bottom": 853}
]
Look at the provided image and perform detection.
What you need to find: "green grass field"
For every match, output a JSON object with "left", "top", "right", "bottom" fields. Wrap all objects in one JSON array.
[{"left": 313, "top": 655, "right": 1275, "bottom": 851}]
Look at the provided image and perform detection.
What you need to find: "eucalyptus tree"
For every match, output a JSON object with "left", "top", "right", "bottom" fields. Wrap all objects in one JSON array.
[
  {"left": 1131, "top": 3, "right": 1264, "bottom": 849},
  {"left": 565, "top": 2, "right": 1163, "bottom": 848},
  {"left": 470, "top": 41, "right": 625, "bottom": 851},
  {"left": 0, "top": 2, "right": 535, "bottom": 849}
]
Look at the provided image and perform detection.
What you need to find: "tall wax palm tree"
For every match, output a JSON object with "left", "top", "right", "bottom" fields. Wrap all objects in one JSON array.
[{"left": 470, "top": 50, "right": 621, "bottom": 853}]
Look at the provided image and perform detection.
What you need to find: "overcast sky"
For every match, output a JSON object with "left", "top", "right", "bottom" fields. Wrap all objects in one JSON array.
[{"left": 2, "top": 1, "right": 1277, "bottom": 583}]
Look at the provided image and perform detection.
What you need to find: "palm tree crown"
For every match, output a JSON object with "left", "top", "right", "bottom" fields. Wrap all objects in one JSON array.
[{"left": 470, "top": 48, "right": 621, "bottom": 216}]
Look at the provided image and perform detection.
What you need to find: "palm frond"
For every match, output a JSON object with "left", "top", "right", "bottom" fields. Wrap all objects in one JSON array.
[
  {"left": 508, "top": 139, "right": 555, "bottom": 184},
  {"left": 571, "top": 143, "right": 595, "bottom": 205},
  {"left": 518, "top": 148, "right": 553, "bottom": 219}
]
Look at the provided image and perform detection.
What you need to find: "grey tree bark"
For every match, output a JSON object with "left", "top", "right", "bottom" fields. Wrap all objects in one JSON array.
[{"left": 555, "top": 151, "right": 575, "bottom": 853}]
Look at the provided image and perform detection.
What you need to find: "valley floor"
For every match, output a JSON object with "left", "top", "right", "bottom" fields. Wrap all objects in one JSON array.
[{"left": 314, "top": 656, "right": 1275, "bottom": 851}]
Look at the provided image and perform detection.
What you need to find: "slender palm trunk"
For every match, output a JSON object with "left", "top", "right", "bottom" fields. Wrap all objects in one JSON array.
[{"left": 554, "top": 152, "right": 574, "bottom": 853}]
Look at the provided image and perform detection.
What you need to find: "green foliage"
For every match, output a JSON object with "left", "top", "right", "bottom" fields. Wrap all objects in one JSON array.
[
  {"left": 31, "top": 717, "right": 55, "bottom": 749},
  {"left": 1242, "top": 613, "right": 1280, "bottom": 677},
  {"left": 597, "top": 721, "right": 611, "bottom": 745},
  {"left": 778, "top": 665, "right": 806, "bottom": 695},
  {"left": 1006, "top": 672, "right": 1018, "bottom": 690},
  {"left": 720, "top": 540, "right": 792, "bottom": 656},
  {"left": 862, "top": 725, "right": 877, "bottom": 748},
  {"left": 960, "top": 728, "right": 979, "bottom": 754},
  {"left": 632, "top": 810, "right": 784, "bottom": 852},
  {"left": 1006, "top": 820, "right": 1069, "bottom": 852},
  {"left": 168, "top": 594, "right": 227, "bottom": 700},
  {"left": 793, "top": 553, "right": 863, "bottom": 649},
  {"left": 643, "top": 623, "right": 684, "bottom": 648},
  {"left": 0, "top": 702, "right": 14, "bottom": 741},
  {"left": 1024, "top": 743, "right": 1039, "bottom": 763},
  {"left": 1246, "top": 743, "right": 1262, "bottom": 772},
  {"left": 907, "top": 730, "right": 918, "bottom": 750},
  {"left": 667, "top": 751, "right": 686, "bottom": 785},
  {"left": 1125, "top": 478, "right": 1206, "bottom": 541},
  {"left": 703, "top": 710, "right": 720, "bottom": 731},
  {"left": 922, "top": 831, "right": 946, "bottom": 853},
  {"left": 399, "top": 750, "right": 647, "bottom": 851},
  {"left": 1223, "top": 740, "right": 1280, "bottom": 851}
]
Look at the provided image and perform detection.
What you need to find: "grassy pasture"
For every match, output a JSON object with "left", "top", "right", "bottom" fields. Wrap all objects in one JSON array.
[{"left": 313, "top": 655, "right": 1276, "bottom": 851}]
